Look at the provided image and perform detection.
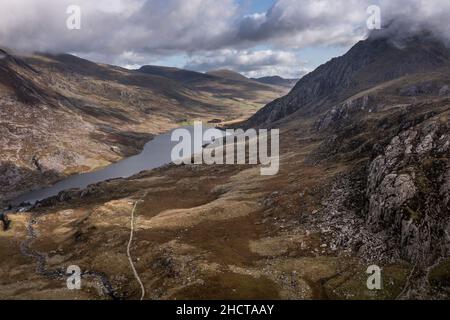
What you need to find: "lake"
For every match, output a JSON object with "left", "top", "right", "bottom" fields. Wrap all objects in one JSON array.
[{"left": 10, "top": 125, "right": 216, "bottom": 206}]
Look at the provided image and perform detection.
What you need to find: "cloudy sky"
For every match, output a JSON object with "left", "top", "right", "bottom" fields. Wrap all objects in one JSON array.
[{"left": 1, "top": 0, "right": 449, "bottom": 78}]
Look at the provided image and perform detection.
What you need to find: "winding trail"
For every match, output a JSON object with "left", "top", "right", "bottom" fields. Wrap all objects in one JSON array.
[
  {"left": 19, "top": 212, "right": 119, "bottom": 299},
  {"left": 127, "top": 193, "right": 147, "bottom": 300}
]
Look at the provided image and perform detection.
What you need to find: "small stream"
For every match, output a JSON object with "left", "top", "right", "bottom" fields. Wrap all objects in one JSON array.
[
  {"left": 19, "top": 212, "right": 119, "bottom": 299},
  {"left": 9, "top": 125, "right": 216, "bottom": 207},
  {"left": 1, "top": 125, "right": 220, "bottom": 299}
]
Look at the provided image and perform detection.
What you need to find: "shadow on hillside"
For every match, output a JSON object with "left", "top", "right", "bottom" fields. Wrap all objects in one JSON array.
[
  {"left": 89, "top": 125, "right": 154, "bottom": 157},
  {"left": 0, "top": 161, "right": 64, "bottom": 206}
]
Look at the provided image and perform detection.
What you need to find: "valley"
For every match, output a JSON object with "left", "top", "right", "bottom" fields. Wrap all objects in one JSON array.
[
  {"left": 0, "top": 51, "right": 288, "bottom": 203},
  {"left": 0, "top": 33, "right": 449, "bottom": 300}
]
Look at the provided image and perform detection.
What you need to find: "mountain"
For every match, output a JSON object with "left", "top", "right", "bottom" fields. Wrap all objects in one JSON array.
[
  {"left": 0, "top": 50, "right": 286, "bottom": 202},
  {"left": 252, "top": 75, "right": 298, "bottom": 88},
  {"left": 138, "top": 65, "right": 216, "bottom": 84},
  {"left": 206, "top": 69, "right": 253, "bottom": 82},
  {"left": 205, "top": 68, "right": 293, "bottom": 92},
  {"left": 0, "top": 49, "right": 61, "bottom": 105},
  {"left": 138, "top": 66, "right": 283, "bottom": 91},
  {"left": 138, "top": 66, "right": 288, "bottom": 104},
  {"left": 247, "top": 34, "right": 450, "bottom": 127},
  {"left": 1, "top": 33, "right": 449, "bottom": 300},
  {"left": 241, "top": 33, "right": 450, "bottom": 297}
]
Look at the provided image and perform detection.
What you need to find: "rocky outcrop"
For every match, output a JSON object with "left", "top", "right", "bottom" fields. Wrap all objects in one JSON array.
[
  {"left": 302, "top": 96, "right": 450, "bottom": 280},
  {"left": 315, "top": 95, "right": 374, "bottom": 131},
  {"left": 245, "top": 34, "right": 450, "bottom": 273},
  {"left": 365, "top": 117, "right": 450, "bottom": 265},
  {"left": 439, "top": 85, "right": 450, "bottom": 96},
  {"left": 399, "top": 82, "right": 450, "bottom": 96}
]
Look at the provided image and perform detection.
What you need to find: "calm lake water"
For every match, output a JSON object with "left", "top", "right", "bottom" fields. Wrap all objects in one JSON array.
[{"left": 10, "top": 125, "right": 217, "bottom": 206}]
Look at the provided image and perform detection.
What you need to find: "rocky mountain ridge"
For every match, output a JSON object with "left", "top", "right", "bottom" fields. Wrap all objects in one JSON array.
[
  {"left": 242, "top": 33, "right": 450, "bottom": 297},
  {"left": 246, "top": 35, "right": 450, "bottom": 127}
]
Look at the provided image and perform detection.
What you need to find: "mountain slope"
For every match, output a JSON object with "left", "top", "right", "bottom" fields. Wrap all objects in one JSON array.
[
  {"left": 138, "top": 65, "right": 288, "bottom": 101},
  {"left": 246, "top": 34, "right": 450, "bottom": 127},
  {"left": 138, "top": 65, "right": 216, "bottom": 84},
  {"left": 0, "top": 50, "right": 286, "bottom": 202},
  {"left": 1, "top": 34, "right": 449, "bottom": 300},
  {"left": 242, "top": 33, "right": 450, "bottom": 297},
  {"left": 205, "top": 69, "right": 289, "bottom": 90},
  {"left": 252, "top": 76, "right": 298, "bottom": 88},
  {"left": 206, "top": 69, "right": 253, "bottom": 82}
]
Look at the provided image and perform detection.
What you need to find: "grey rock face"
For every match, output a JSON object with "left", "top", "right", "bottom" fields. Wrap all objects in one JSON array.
[
  {"left": 315, "top": 95, "right": 373, "bottom": 130},
  {"left": 400, "top": 85, "right": 419, "bottom": 96},
  {"left": 311, "top": 115, "right": 449, "bottom": 285},
  {"left": 399, "top": 82, "right": 449, "bottom": 97},
  {"left": 439, "top": 85, "right": 450, "bottom": 96},
  {"left": 367, "top": 173, "right": 417, "bottom": 233},
  {"left": 247, "top": 36, "right": 450, "bottom": 128},
  {"left": 365, "top": 117, "right": 449, "bottom": 265}
]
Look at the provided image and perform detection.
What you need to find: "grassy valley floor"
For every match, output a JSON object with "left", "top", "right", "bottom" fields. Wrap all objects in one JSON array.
[{"left": 0, "top": 123, "right": 413, "bottom": 300}]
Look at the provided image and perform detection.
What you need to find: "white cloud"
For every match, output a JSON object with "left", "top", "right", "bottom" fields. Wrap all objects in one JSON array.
[
  {"left": 185, "top": 49, "right": 309, "bottom": 78},
  {"left": 375, "top": 0, "right": 450, "bottom": 43}
]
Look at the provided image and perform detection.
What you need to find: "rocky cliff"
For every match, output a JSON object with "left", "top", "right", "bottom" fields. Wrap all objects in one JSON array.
[
  {"left": 246, "top": 33, "right": 450, "bottom": 128},
  {"left": 245, "top": 32, "right": 450, "bottom": 297}
]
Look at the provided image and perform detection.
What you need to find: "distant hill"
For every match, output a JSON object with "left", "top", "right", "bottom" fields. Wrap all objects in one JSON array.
[
  {"left": 251, "top": 76, "right": 298, "bottom": 88},
  {"left": 206, "top": 69, "right": 297, "bottom": 90},
  {"left": 138, "top": 65, "right": 215, "bottom": 84},
  {"left": 206, "top": 69, "right": 253, "bottom": 83},
  {"left": 138, "top": 66, "right": 288, "bottom": 107}
]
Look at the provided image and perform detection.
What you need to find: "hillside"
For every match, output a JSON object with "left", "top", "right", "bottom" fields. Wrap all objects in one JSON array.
[
  {"left": 0, "top": 51, "right": 286, "bottom": 202},
  {"left": 252, "top": 76, "right": 298, "bottom": 89},
  {"left": 137, "top": 65, "right": 216, "bottom": 84},
  {"left": 138, "top": 66, "right": 288, "bottom": 111},
  {"left": 243, "top": 32, "right": 450, "bottom": 297},
  {"left": 206, "top": 69, "right": 253, "bottom": 82},
  {"left": 1, "top": 33, "right": 449, "bottom": 300},
  {"left": 246, "top": 34, "right": 450, "bottom": 127}
]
